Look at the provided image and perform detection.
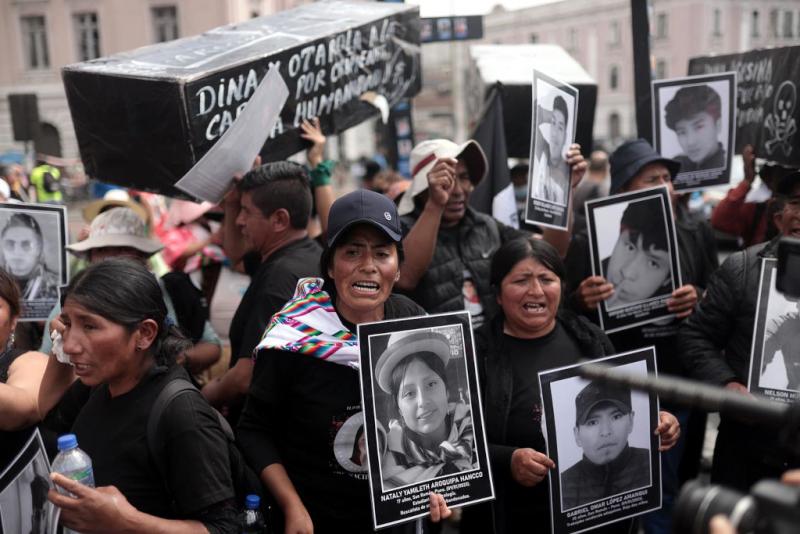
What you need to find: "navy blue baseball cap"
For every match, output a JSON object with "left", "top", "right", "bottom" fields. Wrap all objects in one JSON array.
[
  {"left": 609, "top": 139, "right": 682, "bottom": 194},
  {"left": 326, "top": 189, "right": 402, "bottom": 247}
]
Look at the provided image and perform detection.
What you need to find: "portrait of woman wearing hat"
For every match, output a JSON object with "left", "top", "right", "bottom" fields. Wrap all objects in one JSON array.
[{"left": 375, "top": 328, "right": 477, "bottom": 489}]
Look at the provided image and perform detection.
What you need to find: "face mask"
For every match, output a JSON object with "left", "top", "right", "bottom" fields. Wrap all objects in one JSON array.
[{"left": 514, "top": 185, "right": 527, "bottom": 203}]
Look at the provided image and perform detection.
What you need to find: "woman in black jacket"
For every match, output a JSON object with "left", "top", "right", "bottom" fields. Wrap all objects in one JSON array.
[{"left": 463, "top": 237, "right": 680, "bottom": 534}]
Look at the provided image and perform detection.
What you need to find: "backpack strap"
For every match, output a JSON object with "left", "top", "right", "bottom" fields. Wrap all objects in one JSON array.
[{"left": 147, "top": 377, "right": 236, "bottom": 480}]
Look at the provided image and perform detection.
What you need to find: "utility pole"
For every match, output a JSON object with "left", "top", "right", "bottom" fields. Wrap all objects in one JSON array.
[{"left": 630, "top": 0, "right": 653, "bottom": 143}]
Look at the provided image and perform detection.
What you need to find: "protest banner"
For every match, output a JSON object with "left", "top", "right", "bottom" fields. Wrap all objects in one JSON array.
[
  {"left": 689, "top": 45, "right": 800, "bottom": 167},
  {"left": 62, "top": 1, "right": 421, "bottom": 197},
  {"left": 585, "top": 186, "right": 682, "bottom": 333},
  {"left": 539, "top": 348, "right": 661, "bottom": 534},
  {"left": 358, "top": 312, "right": 494, "bottom": 529}
]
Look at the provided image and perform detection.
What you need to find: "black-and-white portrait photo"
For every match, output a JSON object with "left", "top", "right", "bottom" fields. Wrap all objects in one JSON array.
[
  {"left": 748, "top": 259, "right": 800, "bottom": 403},
  {"left": 539, "top": 349, "right": 661, "bottom": 534},
  {"left": 526, "top": 69, "right": 579, "bottom": 230},
  {"left": 0, "top": 203, "right": 67, "bottom": 321},
  {"left": 653, "top": 72, "right": 736, "bottom": 191},
  {"left": 586, "top": 187, "right": 682, "bottom": 333},
  {"left": 0, "top": 430, "right": 58, "bottom": 534},
  {"left": 358, "top": 312, "right": 493, "bottom": 530}
]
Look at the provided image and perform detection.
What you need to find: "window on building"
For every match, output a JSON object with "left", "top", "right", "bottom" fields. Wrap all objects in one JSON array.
[
  {"left": 655, "top": 59, "right": 667, "bottom": 79},
  {"left": 152, "top": 5, "right": 179, "bottom": 43},
  {"left": 610, "top": 65, "right": 619, "bottom": 90},
  {"left": 713, "top": 8, "right": 722, "bottom": 37},
  {"left": 655, "top": 13, "right": 668, "bottom": 39},
  {"left": 751, "top": 10, "right": 760, "bottom": 38},
  {"left": 784, "top": 11, "right": 794, "bottom": 38},
  {"left": 770, "top": 9, "right": 779, "bottom": 38},
  {"left": 568, "top": 28, "right": 577, "bottom": 51},
  {"left": 609, "top": 21, "right": 621, "bottom": 46},
  {"left": 20, "top": 15, "right": 49, "bottom": 69},
  {"left": 74, "top": 12, "right": 100, "bottom": 61},
  {"left": 529, "top": 33, "right": 539, "bottom": 43},
  {"left": 609, "top": 112, "right": 621, "bottom": 140}
]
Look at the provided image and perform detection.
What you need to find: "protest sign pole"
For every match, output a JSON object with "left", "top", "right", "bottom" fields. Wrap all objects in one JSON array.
[{"left": 631, "top": 0, "right": 653, "bottom": 143}]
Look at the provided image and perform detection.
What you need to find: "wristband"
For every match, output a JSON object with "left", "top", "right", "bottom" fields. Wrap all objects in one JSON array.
[{"left": 310, "top": 160, "right": 335, "bottom": 188}]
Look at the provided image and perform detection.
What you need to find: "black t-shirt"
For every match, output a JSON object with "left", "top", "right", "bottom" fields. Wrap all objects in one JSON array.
[
  {"left": 237, "top": 294, "right": 424, "bottom": 533},
  {"left": 59, "top": 366, "right": 234, "bottom": 519},
  {"left": 0, "top": 349, "right": 37, "bottom": 465},
  {"left": 502, "top": 325, "right": 582, "bottom": 534},
  {"left": 229, "top": 237, "right": 322, "bottom": 364}
]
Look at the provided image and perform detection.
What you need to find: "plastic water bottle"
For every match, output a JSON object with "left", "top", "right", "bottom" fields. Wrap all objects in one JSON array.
[
  {"left": 240, "top": 494, "right": 267, "bottom": 534},
  {"left": 51, "top": 434, "right": 95, "bottom": 495}
]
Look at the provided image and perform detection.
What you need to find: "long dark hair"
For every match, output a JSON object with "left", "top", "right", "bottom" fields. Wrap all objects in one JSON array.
[
  {"left": 0, "top": 267, "right": 21, "bottom": 318},
  {"left": 62, "top": 258, "right": 190, "bottom": 366}
]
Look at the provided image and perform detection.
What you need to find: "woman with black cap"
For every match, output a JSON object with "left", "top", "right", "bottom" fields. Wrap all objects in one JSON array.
[{"left": 237, "top": 189, "right": 429, "bottom": 533}]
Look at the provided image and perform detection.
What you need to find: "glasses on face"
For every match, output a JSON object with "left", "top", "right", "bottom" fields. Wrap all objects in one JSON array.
[{"left": 3, "top": 239, "right": 35, "bottom": 253}]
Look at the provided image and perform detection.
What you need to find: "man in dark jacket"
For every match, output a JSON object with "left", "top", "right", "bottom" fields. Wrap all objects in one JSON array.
[
  {"left": 678, "top": 171, "right": 800, "bottom": 491},
  {"left": 396, "top": 138, "right": 584, "bottom": 328}
]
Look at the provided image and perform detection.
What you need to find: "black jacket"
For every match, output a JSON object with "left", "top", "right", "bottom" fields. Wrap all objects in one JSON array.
[
  {"left": 464, "top": 309, "right": 614, "bottom": 534},
  {"left": 400, "top": 207, "right": 523, "bottom": 317},
  {"left": 678, "top": 237, "right": 778, "bottom": 386}
]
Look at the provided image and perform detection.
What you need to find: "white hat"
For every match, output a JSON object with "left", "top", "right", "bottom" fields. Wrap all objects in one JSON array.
[
  {"left": 82, "top": 189, "right": 150, "bottom": 224},
  {"left": 66, "top": 207, "right": 164, "bottom": 257},
  {"left": 397, "top": 139, "right": 488, "bottom": 216}
]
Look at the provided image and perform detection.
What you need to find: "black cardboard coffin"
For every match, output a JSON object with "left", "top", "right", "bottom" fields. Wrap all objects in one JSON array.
[{"left": 62, "top": 0, "right": 421, "bottom": 197}]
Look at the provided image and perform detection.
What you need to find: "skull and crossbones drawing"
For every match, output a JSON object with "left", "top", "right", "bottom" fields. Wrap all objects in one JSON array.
[{"left": 764, "top": 81, "right": 798, "bottom": 156}]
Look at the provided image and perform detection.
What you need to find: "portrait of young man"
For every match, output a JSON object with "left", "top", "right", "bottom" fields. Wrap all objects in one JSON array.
[
  {"left": 560, "top": 380, "right": 651, "bottom": 510},
  {"left": 602, "top": 199, "right": 673, "bottom": 310},
  {"left": 533, "top": 93, "right": 571, "bottom": 206},
  {"left": 664, "top": 84, "right": 725, "bottom": 173}
]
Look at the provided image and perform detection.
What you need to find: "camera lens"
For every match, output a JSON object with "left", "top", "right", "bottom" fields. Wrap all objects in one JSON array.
[{"left": 673, "top": 480, "right": 758, "bottom": 534}]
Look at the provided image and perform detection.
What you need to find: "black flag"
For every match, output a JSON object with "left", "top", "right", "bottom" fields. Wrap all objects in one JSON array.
[{"left": 469, "top": 83, "right": 518, "bottom": 228}]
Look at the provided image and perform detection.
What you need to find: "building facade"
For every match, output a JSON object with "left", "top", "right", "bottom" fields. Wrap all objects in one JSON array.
[
  {"left": 413, "top": 0, "right": 800, "bottom": 151},
  {"left": 0, "top": 0, "right": 310, "bottom": 161}
]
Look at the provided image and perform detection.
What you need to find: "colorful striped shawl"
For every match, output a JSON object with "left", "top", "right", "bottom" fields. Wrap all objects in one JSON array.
[{"left": 254, "top": 277, "right": 360, "bottom": 369}]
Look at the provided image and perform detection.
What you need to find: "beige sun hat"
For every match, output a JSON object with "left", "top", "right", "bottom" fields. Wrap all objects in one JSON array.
[
  {"left": 66, "top": 207, "right": 163, "bottom": 257},
  {"left": 374, "top": 329, "right": 451, "bottom": 394},
  {"left": 397, "top": 139, "right": 488, "bottom": 216}
]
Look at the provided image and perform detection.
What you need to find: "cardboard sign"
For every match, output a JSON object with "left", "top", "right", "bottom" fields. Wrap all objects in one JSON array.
[
  {"left": 62, "top": 1, "right": 421, "bottom": 197},
  {"left": 688, "top": 45, "right": 800, "bottom": 167}
]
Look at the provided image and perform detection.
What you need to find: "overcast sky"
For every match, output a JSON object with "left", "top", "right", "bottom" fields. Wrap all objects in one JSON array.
[{"left": 405, "top": 0, "right": 562, "bottom": 16}]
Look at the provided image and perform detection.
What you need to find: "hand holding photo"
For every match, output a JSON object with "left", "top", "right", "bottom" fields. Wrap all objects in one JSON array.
[
  {"left": 358, "top": 312, "right": 494, "bottom": 530},
  {"left": 585, "top": 187, "right": 682, "bottom": 333}
]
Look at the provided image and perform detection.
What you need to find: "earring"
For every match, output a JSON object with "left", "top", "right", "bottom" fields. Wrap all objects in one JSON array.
[
  {"left": 6, "top": 331, "right": 15, "bottom": 351},
  {"left": 394, "top": 272, "right": 401, "bottom": 282}
]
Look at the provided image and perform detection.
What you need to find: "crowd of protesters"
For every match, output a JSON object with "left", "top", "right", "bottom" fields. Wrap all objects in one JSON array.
[{"left": 1, "top": 106, "right": 800, "bottom": 534}]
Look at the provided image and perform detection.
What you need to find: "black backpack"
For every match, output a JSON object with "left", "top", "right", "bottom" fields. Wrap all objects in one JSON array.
[{"left": 146, "top": 377, "right": 263, "bottom": 507}]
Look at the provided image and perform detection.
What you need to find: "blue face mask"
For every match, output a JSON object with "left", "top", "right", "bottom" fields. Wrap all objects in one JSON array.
[{"left": 514, "top": 185, "right": 527, "bottom": 203}]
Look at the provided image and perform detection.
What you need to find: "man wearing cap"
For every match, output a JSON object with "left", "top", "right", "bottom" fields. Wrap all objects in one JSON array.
[
  {"left": 43, "top": 207, "right": 222, "bottom": 374},
  {"left": 396, "top": 139, "right": 584, "bottom": 327},
  {"left": 664, "top": 84, "right": 725, "bottom": 173},
  {"left": 679, "top": 170, "right": 800, "bottom": 492},
  {"left": 202, "top": 162, "right": 321, "bottom": 420},
  {"left": 561, "top": 380, "right": 651, "bottom": 510},
  {"left": 564, "top": 139, "right": 718, "bottom": 533}
]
